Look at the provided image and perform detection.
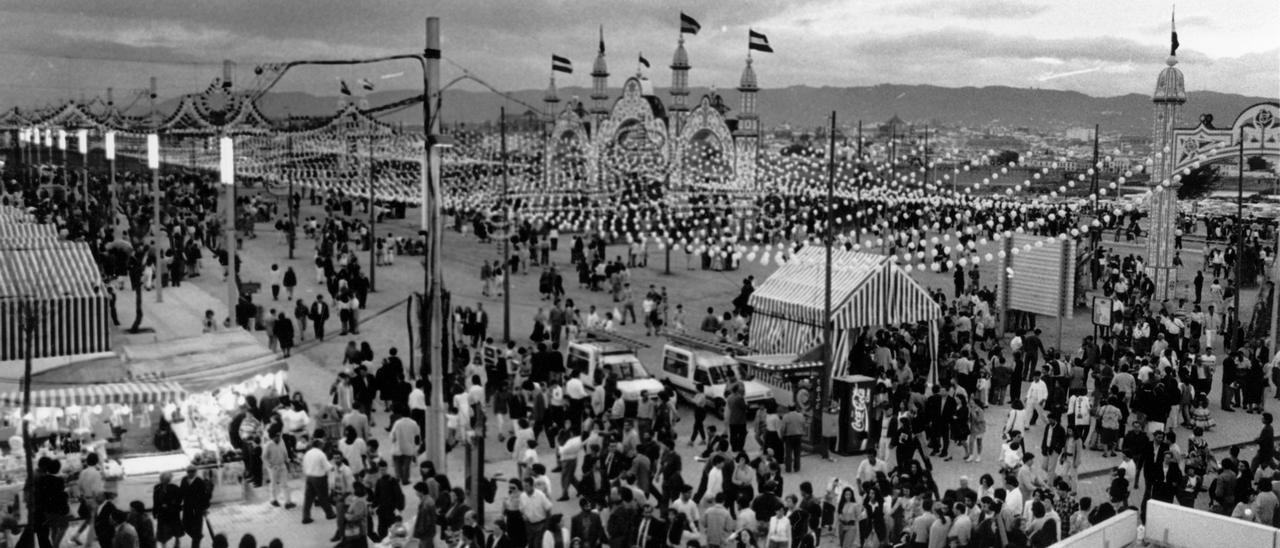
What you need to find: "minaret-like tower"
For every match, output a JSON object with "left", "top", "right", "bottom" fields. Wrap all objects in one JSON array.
[
  {"left": 735, "top": 57, "right": 759, "bottom": 136},
  {"left": 543, "top": 75, "right": 561, "bottom": 188},
  {"left": 589, "top": 26, "right": 610, "bottom": 126},
  {"left": 669, "top": 36, "right": 691, "bottom": 135},
  {"left": 1145, "top": 15, "right": 1187, "bottom": 301},
  {"left": 543, "top": 75, "right": 561, "bottom": 118},
  {"left": 733, "top": 57, "right": 761, "bottom": 190}
]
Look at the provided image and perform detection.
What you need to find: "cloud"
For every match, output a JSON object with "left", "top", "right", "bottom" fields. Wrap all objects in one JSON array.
[
  {"left": 847, "top": 28, "right": 1208, "bottom": 65},
  {"left": 892, "top": 0, "right": 1049, "bottom": 19}
]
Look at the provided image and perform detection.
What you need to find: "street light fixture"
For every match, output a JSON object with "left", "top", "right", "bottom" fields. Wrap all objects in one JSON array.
[
  {"left": 105, "top": 132, "right": 117, "bottom": 231},
  {"left": 221, "top": 136, "right": 238, "bottom": 320}
]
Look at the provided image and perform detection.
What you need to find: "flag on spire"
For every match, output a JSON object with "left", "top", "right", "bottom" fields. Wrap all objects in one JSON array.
[
  {"left": 339, "top": 79, "right": 352, "bottom": 96},
  {"left": 598, "top": 25, "right": 605, "bottom": 54},
  {"left": 359, "top": 78, "right": 375, "bottom": 91},
  {"left": 639, "top": 53, "right": 650, "bottom": 69},
  {"left": 680, "top": 12, "right": 701, "bottom": 35},
  {"left": 1170, "top": 8, "right": 1180, "bottom": 56},
  {"left": 552, "top": 54, "right": 573, "bottom": 74},
  {"left": 748, "top": 29, "right": 773, "bottom": 53}
]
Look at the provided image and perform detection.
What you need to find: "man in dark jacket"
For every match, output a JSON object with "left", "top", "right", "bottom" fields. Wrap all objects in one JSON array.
[
  {"left": 923, "top": 385, "right": 946, "bottom": 455},
  {"left": 726, "top": 386, "right": 748, "bottom": 452},
  {"left": 635, "top": 504, "right": 669, "bottom": 548},
  {"left": 153, "top": 471, "right": 185, "bottom": 547},
  {"left": 570, "top": 498, "right": 605, "bottom": 548},
  {"left": 180, "top": 467, "right": 211, "bottom": 548},
  {"left": 372, "top": 461, "right": 405, "bottom": 539},
  {"left": 92, "top": 492, "right": 127, "bottom": 548},
  {"left": 309, "top": 295, "right": 330, "bottom": 340}
]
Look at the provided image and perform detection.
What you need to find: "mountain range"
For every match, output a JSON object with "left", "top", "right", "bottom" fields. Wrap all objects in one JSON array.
[{"left": 243, "top": 84, "right": 1273, "bottom": 137}]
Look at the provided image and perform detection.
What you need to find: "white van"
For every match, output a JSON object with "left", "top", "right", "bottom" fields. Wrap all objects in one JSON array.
[
  {"left": 659, "top": 344, "right": 774, "bottom": 411},
  {"left": 566, "top": 340, "right": 665, "bottom": 400}
]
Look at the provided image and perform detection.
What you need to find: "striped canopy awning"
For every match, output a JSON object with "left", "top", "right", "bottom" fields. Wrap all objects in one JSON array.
[
  {"left": 748, "top": 246, "right": 942, "bottom": 330},
  {"left": 0, "top": 240, "right": 103, "bottom": 300},
  {"left": 0, "top": 380, "right": 186, "bottom": 408}
]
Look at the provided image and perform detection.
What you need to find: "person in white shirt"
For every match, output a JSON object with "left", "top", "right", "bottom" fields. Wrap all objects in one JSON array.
[
  {"left": 556, "top": 432, "right": 583, "bottom": 501},
  {"left": 669, "top": 486, "right": 701, "bottom": 532},
  {"left": 766, "top": 497, "right": 794, "bottom": 548},
  {"left": 520, "top": 477, "right": 554, "bottom": 545},
  {"left": 856, "top": 453, "right": 890, "bottom": 487},
  {"left": 301, "top": 439, "right": 335, "bottom": 522},
  {"left": 565, "top": 373, "right": 588, "bottom": 427},
  {"left": 704, "top": 457, "right": 725, "bottom": 506},
  {"left": 1024, "top": 372, "right": 1049, "bottom": 426},
  {"left": 1004, "top": 476, "right": 1025, "bottom": 519}
]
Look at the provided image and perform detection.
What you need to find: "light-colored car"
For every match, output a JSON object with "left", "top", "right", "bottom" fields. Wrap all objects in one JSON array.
[
  {"left": 659, "top": 344, "right": 774, "bottom": 411},
  {"left": 566, "top": 340, "right": 665, "bottom": 400}
]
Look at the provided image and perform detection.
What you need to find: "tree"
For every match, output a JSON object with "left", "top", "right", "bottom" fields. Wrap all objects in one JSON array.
[
  {"left": 1247, "top": 156, "right": 1273, "bottom": 172},
  {"left": 992, "top": 150, "right": 1020, "bottom": 166},
  {"left": 1176, "top": 164, "right": 1221, "bottom": 200}
]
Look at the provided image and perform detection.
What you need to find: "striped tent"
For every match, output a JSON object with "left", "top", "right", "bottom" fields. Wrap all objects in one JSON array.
[
  {"left": 0, "top": 380, "right": 185, "bottom": 407},
  {"left": 0, "top": 239, "right": 110, "bottom": 360},
  {"left": 748, "top": 247, "right": 942, "bottom": 377}
]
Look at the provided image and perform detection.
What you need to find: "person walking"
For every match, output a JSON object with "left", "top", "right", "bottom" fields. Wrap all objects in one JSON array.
[
  {"left": 301, "top": 439, "right": 336, "bottom": 524},
  {"left": 263, "top": 430, "right": 294, "bottom": 509},
  {"left": 371, "top": 461, "right": 405, "bottom": 540},
  {"left": 274, "top": 312, "right": 295, "bottom": 357},
  {"left": 389, "top": 405, "right": 421, "bottom": 485},
  {"left": 180, "top": 467, "right": 211, "bottom": 548},
  {"left": 283, "top": 266, "right": 298, "bottom": 300},
  {"left": 726, "top": 386, "right": 748, "bottom": 452},
  {"left": 270, "top": 264, "right": 283, "bottom": 300},
  {"left": 781, "top": 404, "right": 806, "bottom": 473},
  {"left": 310, "top": 295, "right": 330, "bottom": 341},
  {"left": 153, "top": 472, "right": 184, "bottom": 548},
  {"left": 294, "top": 299, "right": 309, "bottom": 342}
]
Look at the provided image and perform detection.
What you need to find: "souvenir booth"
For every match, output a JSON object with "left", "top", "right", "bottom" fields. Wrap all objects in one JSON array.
[
  {"left": 745, "top": 247, "right": 943, "bottom": 455},
  {"left": 0, "top": 380, "right": 188, "bottom": 491}
]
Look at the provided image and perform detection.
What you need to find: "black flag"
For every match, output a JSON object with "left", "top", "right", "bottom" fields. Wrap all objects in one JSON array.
[{"left": 680, "top": 12, "right": 701, "bottom": 35}]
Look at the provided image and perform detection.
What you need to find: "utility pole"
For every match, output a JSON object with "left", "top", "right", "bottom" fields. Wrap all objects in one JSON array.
[
  {"left": 150, "top": 76, "right": 164, "bottom": 303},
  {"left": 422, "top": 16, "right": 449, "bottom": 476},
  {"left": 222, "top": 62, "right": 239, "bottom": 322},
  {"left": 1234, "top": 126, "right": 1244, "bottom": 353},
  {"left": 368, "top": 135, "right": 376, "bottom": 292},
  {"left": 501, "top": 106, "right": 511, "bottom": 342},
  {"left": 815, "top": 110, "right": 836, "bottom": 458},
  {"left": 1090, "top": 125, "right": 1101, "bottom": 249},
  {"left": 286, "top": 115, "right": 295, "bottom": 259}
]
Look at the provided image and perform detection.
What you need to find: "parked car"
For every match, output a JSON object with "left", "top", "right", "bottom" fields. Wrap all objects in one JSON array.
[
  {"left": 659, "top": 344, "right": 774, "bottom": 413},
  {"left": 566, "top": 339, "right": 665, "bottom": 400}
]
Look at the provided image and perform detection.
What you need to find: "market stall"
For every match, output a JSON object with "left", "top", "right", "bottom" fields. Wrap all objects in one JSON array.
[
  {"left": 747, "top": 246, "right": 943, "bottom": 380},
  {"left": 0, "top": 239, "right": 110, "bottom": 360},
  {"left": 0, "top": 380, "right": 187, "bottom": 484}
]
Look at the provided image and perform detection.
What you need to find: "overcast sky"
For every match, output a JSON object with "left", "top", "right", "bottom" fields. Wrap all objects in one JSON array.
[{"left": 1, "top": 0, "right": 1276, "bottom": 111}]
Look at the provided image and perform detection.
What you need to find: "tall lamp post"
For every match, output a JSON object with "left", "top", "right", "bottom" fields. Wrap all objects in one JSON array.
[
  {"left": 105, "top": 131, "right": 117, "bottom": 232},
  {"left": 57, "top": 129, "right": 67, "bottom": 185},
  {"left": 77, "top": 128, "right": 89, "bottom": 232},
  {"left": 222, "top": 136, "right": 238, "bottom": 321}
]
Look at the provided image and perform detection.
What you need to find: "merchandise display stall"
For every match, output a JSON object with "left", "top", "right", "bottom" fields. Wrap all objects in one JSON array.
[
  {"left": 747, "top": 247, "right": 943, "bottom": 381},
  {"left": 0, "top": 380, "right": 188, "bottom": 488}
]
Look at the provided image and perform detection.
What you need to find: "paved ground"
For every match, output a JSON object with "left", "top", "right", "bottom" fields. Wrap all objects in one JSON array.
[{"left": 84, "top": 189, "right": 1275, "bottom": 546}]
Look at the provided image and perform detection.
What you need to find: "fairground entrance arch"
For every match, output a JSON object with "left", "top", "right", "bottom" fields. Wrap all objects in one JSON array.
[{"left": 1173, "top": 102, "right": 1279, "bottom": 172}]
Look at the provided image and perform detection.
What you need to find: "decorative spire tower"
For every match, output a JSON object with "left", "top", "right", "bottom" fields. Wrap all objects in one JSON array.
[
  {"left": 589, "top": 26, "right": 610, "bottom": 125},
  {"left": 669, "top": 36, "right": 691, "bottom": 135},
  {"left": 1145, "top": 10, "right": 1187, "bottom": 301},
  {"left": 735, "top": 57, "right": 759, "bottom": 136},
  {"left": 543, "top": 75, "right": 561, "bottom": 118},
  {"left": 733, "top": 56, "right": 761, "bottom": 190}
]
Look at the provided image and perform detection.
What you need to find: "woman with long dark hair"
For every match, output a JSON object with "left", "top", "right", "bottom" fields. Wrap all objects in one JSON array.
[
  {"left": 859, "top": 484, "right": 885, "bottom": 548},
  {"left": 836, "top": 487, "right": 863, "bottom": 548}
]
